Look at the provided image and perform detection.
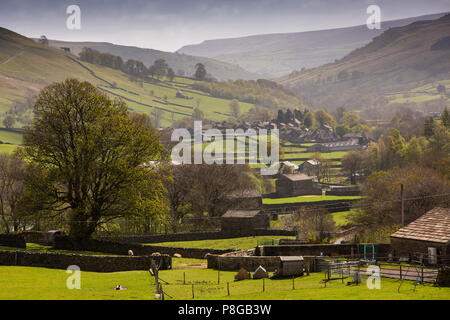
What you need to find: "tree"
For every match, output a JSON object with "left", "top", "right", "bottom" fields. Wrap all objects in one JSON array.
[
  {"left": 351, "top": 165, "right": 450, "bottom": 227},
  {"left": 20, "top": 79, "right": 168, "bottom": 239},
  {"left": 342, "top": 150, "right": 366, "bottom": 184},
  {"left": 424, "top": 117, "right": 435, "bottom": 138},
  {"left": 167, "top": 68, "right": 175, "bottom": 82},
  {"left": 152, "top": 59, "right": 169, "bottom": 78},
  {"left": 441, "top": 107, "right": 450, "bottom": 128},
  {"left": 314, "top": 110, "right": 335, "bottom": 127},
  {"left": 2, "top": 115, "right": 15, "bottom": 129},
  {"left": 194, "top": 63, "right": 207, "bottom": 81},
  {"left": 0, "top": 154, "right": 26, "bottom": 233},
  {"left": 192, "top": 107, "right": 204, "bottom": 120},
  {"left": 230, "top": 99, "right": 240, "bottom": 118},
  {"left": 303, "top": 111, "right": 315, "bottom": 129}
]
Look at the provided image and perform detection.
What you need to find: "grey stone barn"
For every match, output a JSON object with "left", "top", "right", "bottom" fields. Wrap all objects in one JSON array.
[
  {"left": 276, "top": 173, "right": 322, "bottom": 197},
  {"left": 221, "top": 209, "right": 270, "bottom": 233},
  {"left": 390, "top": 207, "right": 450, "bottom": 264}
]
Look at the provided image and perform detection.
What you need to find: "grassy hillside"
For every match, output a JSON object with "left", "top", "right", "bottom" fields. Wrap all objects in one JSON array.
[
  {"left": 0, "top": 27, "right": 265, "bottom": 130},
  {"left": 46, "top": 39, "right": 260, "bottom": 81},
  {"left": 277, "top": 14, "right": 450, "bottom": 111},
  {"left": 178, "top": 13, "right": 446, "bottom": 77}
]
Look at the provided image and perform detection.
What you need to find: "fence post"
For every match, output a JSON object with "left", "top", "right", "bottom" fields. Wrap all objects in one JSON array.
[
  {"left": 292, "top": 276, "right": 295, "bottom": 290},
  {"left": 192, "top": 284, "right": 194, "bottom": 299},
  {"left": 227, "top": 282, "right": 230, "bottom": 296},
  {"left": 421, "top": 267, "right": 424, "bottom": 283},
  {"left": 218, "top": 271, "right": 220, "bottom": 284}
]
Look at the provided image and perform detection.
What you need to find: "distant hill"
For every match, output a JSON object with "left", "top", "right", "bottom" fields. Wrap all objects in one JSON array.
[
  {"left": 0, "top": 27, "right": 304, "bottom": 134},
  {"left": 177, "top": 13, "right": 447, "bottom": 78},
  {"left": 276, "top": 14, "right": 450, "bottom": 111},
  {"left": 45, "top": 40, "right": 261, "bottom": 81}
]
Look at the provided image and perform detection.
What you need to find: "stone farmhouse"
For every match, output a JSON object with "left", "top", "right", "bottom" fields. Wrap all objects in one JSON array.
[{"left": 390, "top": 207, "right": 450, "bottom": 263}]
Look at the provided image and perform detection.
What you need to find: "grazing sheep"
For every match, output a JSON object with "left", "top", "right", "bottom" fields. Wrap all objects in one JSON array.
[{"left": 128, "top": 250, "right": 134, "bottom": 256}]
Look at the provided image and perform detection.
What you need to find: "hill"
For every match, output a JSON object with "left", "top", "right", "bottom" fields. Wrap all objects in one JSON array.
[
  {"left": 0, "top": 27, "right": 262, "bottom": 128},
  {"left": 45, "top": 39, "right": 260, "bottom": 81},
  {"left": 277, "top": 14, "right": 450, "bottom": 111},
  {"left": 177, "top": 13, "right": 446, "bottom": 78}
]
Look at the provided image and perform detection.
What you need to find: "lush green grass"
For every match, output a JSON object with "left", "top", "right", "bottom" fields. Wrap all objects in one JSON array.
[
  {"left": 1, "top": 266, "right": 448, "bottom": 300},
  {"left": 147, "top": 236, "right": 296, "bottom": 250},
  {"left": 331, "top": 211, "right": 351, "bottom": 226},
  {"left": 0, "top": 128, "right": 22, "bottom": 144},
  {"left": 263, "top": 195, "right": 362, "bottom": 205},
  {"left": 0, "top": 144, "right": 17, "bottom": 154}
]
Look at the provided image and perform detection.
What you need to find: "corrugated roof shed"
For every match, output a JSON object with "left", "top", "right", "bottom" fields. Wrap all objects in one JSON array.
[{"left": 391, "top": 207, "right": 450, "bottom": 244}]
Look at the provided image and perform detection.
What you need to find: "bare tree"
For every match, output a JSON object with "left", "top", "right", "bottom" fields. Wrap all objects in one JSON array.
[{"left": 0, "top": 154, "right": 26, "bottom": 233}]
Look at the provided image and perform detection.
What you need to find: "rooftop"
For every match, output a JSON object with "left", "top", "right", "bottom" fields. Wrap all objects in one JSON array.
[
  {"left": 222, "top": 209, "right": 263, "bottom": 218},
  {"left": 391, "top": 207, "right": 450, "bottom": 244},
  {"left": 281, "top": 173, "right": 314, "bottom": 181}
]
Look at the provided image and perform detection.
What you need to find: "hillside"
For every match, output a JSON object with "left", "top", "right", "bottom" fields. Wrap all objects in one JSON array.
[
  {"left": 177, "top": 13, "right": 446, "bottom": 78},
  {"left": 0, "top": 27, "right": 266, "bottom": 129},
  {"left": 45, "top": 39, "right": 260, "bottom": 81},
  {"left": 277, "top": 14, "right": 450, "bottom": 111}
]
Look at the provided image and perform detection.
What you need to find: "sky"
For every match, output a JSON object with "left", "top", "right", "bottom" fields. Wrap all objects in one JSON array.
[{"left": 1, "top": 0, "right": 449, "bottom": 52}]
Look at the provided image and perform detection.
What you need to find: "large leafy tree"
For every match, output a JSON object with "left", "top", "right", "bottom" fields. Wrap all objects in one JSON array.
[{"left": 20, "top": 79, "right": 168, "bottom": 239}]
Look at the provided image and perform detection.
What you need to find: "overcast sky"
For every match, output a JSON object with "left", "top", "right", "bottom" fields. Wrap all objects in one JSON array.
[{"left": 1, "top": 0, "right": 449, "bottom": 52}]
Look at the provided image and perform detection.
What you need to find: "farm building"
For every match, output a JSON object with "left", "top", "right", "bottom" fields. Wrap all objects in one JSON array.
[
  {"left": 390, "top": 207, "right": 450, "bottom": 264},
  {"left": 275, "top": 173, "right": 322, "bottom": 197},
  {"left": 298, "top": 160, "right": 320, "bottom": 175},
  {"left": 275, "top": 256, "right": 304, "bottom": 277},
  {"left": 219, "top": 189, "right": 263, "bottom": 210},
  {"left": 221, "top": 209, "right": 270, "bottom": 233}
]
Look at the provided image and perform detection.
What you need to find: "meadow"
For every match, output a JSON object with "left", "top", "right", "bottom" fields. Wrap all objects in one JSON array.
[{"left": 0, "top": 265, "right": 448, "bottom": 300}]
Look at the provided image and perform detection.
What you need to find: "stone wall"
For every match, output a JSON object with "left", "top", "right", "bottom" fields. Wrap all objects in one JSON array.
[
  {"left": 206, "top": 254, "right": 317, "bottom": 272},
  {"left": 99, "top": 229, "right": 296, "bottom": 244},
  {"left": 263, "top": 199, "right": 359, "bottom": 213},
  {"left": 256, "top": 243, "right": 391, "bottom": 258},
  {"left": 390, "top": 237, "right": 448, "bottom": 261},
  {"left": 206, "top": 254, "right": 281, "bottom": 272},
  {"left": 54, "top": 236, "right": 232, "bottom": 259},
  {"left": 0, "top": 249, "right": 171, "bottom": 272},
  {"left": 0, "top": 234, "right": 26, "bottom": 249}
]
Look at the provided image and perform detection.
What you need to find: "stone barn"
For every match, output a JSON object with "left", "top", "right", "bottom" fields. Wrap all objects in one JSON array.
[
  {"left": 390, "top": 207, "right": 450, "bottom": 264},
  {"left": 221, "top": 209, "right": 269, "bottom": 233},
  {"left": 275, "top": 173, "right": 322, "bottom": 197},
  {"left": 219, "top": 189, "right": 263, "bottom": 211}
]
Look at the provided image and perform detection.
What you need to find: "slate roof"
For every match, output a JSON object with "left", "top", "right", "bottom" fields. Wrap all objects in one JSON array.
[
  {"left": 222, "top": 209, "right": 263, "bottom": 218},
  {"left": 391, "top": 207, "right": 450, "bottom": 244},
  {"left": 281, "top": 173, "right": 314, "bottom": 181}
]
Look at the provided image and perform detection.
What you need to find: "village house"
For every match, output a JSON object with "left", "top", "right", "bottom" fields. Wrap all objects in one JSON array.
[
  {"left": 298, "top": 159, "right": 320, "bottom": 175},
  {"left": 390, "top": 207, "right": 450, "bottom": 264},
  {"left": 275, "top": 173, "right": 322, "bottom": 197},
  {"left": 221, "top": 209, "right": 270, "bottom": 233}
]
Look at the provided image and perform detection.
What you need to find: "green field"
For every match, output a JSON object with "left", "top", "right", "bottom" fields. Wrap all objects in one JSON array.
[
  {"left": 147, "top": 236, "right": 296, "bottom": 250},
  {"left": 1, "top": 266, "right": 448, "bottom": 300},
  {"left": 331, "top": 211, "right": 351, "bottom": 226},
  {"left": 262, "top": 195, "right": 362, "bottom": 205}
]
